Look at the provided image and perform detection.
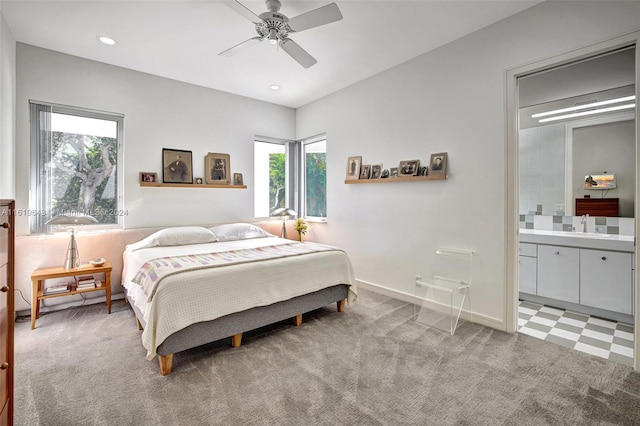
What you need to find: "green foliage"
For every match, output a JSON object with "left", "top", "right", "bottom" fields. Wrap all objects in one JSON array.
[
  {"left": 305, "top": 153, "right": 326, "bottom": 217},
  {"left": 269, "top": 153, "right": 285, "bottom": 210},
  {"left": 50, "top": 131, "right": 117, "bottom": 224}
]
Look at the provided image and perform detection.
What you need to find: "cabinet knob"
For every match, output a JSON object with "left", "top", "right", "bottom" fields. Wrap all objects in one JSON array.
[
  {"left": 0, "top": 362, "right": 8, "bottom": 370},
  {"left": 1, "top": 222, "right": 8, "bottom": 229},
  {"left": 0, "top": 286, "right": 7, "bottom": 293},
  {"left": 555, "top": 251, "right": 560, "bottom": 255},
  {"left": 601, "top": 256, "right": 607, "bottom": 261}
]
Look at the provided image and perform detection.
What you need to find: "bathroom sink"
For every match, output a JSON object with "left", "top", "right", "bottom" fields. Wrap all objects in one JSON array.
[{"left": 556, "top": 231, "right": 612, "bottom": 239}]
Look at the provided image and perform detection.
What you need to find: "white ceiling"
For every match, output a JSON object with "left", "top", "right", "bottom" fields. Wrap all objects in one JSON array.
[{"left": 1, "top": 0, "right": 540, "bottom": 108}]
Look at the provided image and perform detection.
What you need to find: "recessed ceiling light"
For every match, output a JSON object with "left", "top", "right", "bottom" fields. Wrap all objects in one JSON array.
[
  {"left": 98, "top": 36, "right": 116, "bottom": 46},
  {"left": 270, "top": 85, "right": 281, "bottom": 90}
]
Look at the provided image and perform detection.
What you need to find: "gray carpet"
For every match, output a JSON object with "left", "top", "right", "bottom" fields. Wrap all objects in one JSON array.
[{"left": 14, "top": 289, "right": 640, "bottom": 425}]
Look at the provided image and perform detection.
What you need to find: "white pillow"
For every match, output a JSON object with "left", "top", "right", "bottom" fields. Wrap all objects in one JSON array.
[
  {"left": 128, "top": 226, "right": 217, "bottom": 251},
  {"left": 209, "top": 223, "right": 273, "bottom": 241}
]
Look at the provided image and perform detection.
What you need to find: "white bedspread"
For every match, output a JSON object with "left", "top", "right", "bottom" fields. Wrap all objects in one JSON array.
[{"left": 122, "top": 237, "right": 357, "bottom": 360}]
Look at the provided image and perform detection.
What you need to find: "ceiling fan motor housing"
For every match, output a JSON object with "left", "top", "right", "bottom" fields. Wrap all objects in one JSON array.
[{"left": 256, "top": 11, "right": 291, "bottom": 40}]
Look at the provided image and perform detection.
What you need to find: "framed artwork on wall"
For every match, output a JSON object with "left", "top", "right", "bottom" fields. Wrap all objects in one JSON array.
[
  {"left": 398, "top": 159, "right": 420, "bottom": 176},
  {"left": 359, "top": 164, "right": 371, "bottom": 179},
  {"left": 139, "top": 172, "right": 157, "bottom": 183},
  {"left": 233, "top": 173, "right": 243, "bottom": 185},
  {"left": 205, "top": 152, "right": 231, "bottom": 185},
  {"left": 370, "top": 164, "right": 382, "bottom": 179},
  {"left": 163, "top": 148, "right": 193, "bottom": 184},
  {"left": 430, "top": 152, "right": 447, "bottom": 175},
  {"left": 346, "top": 156, "right": 362, "bottom": 180}
]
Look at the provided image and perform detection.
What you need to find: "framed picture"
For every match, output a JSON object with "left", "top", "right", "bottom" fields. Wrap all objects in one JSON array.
[
  {"left": 205, "top": 152, "right": 231, "bottom": 185},
  {"left": 346, "top": 156, "right": 362, "bottom": 180},
  {"left": 430, "top": 152, "right": 447, "bottom": 175},
  {"left": 195, "top": 177, "right": 204, "bottom": 184},
  {"left": 418, "top": 166, "right": 428, "bottom": 176},
  {"left": 398, "top": 159, "right": 420, "bottom": 176},
  {"left": 233, "top": 173, "right": 244, "bottom": 185},
  {"left": 162, "top": 149, "right": 193, "bottom": 184},
  {"left": 370, "top": 164, "right": 382, "bottom": 179},
  {"left": 139, "top": 172, "right": 157, "bottom": 183},
  {"left": 390, "top": 167, "right": 398, "bottom": 178},
  {"left": 359, "top": 164, "right": 371, "bottom": 179}
]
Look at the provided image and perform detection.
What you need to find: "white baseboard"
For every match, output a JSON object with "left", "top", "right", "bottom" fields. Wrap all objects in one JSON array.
[{"left": 356, "top": 279, "right": 506, "bottom": 332}]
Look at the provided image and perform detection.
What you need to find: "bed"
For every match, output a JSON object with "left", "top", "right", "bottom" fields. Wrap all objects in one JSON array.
[{"left": 121, "top": 223, "right": 357, "bottom": 375}]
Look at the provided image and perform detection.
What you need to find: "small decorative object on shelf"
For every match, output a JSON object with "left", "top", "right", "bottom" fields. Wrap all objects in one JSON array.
[
  {"left": 390, "top": 167, "right": 398, "bottom": 178},
  {"left": 195, "top": 177, "right": 204, "bottom": 184},
  {"left": 140, "top": 172, "right": 157, "bottom": 183},
  {"left": 233, "top": 173, "right": 243, "bottom": 185},
  {"left": 371, "top": 164, "right": 382, "bottom": 179},
  {"left": 381, "top": 169, "right": 389, "bottom": 178},
  {"left": 294, "top": 218, "right": 308, "bottom": 241},
  {"left": 346, "top": 156, "right": 362, "bottom": 180}
]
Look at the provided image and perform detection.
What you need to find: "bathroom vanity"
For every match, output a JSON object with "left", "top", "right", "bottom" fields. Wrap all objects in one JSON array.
[{"left": 519, "top": 229, "right": 634, "bottom": 323}]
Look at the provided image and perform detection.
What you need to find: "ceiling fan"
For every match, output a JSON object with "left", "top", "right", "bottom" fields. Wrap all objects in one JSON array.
[{"left": 220, "top": 0, "right": 343, "bottom": 69}]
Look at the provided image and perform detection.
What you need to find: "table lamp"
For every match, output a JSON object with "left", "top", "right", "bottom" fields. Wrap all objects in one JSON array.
[
  {"left": 270, "top": 207, "right": 296, "bottom": 239},
  {"left": 45, "top": 214, "right": 98, "bottom": 269}
]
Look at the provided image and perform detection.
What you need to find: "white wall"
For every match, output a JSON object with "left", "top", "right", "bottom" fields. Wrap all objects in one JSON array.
[
  {"left": 13, "top": 44, "right": 295, "bottom": 311},
  {"left": 0, "top": 12, "right": 15, "bottom": 198},
  {"left": 296, "top": 1, "right": 640, "bottom": 327}
]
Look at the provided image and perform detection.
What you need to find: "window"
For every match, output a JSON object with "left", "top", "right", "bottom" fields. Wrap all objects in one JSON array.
[
  {"left": 30, "top": 101, "right": 124, "bottom": 234},
  {"left": 301, "top": 137, "right": 326, "bottom": 219},
  {"left": 254, "top": 134, "right": 326, "bottom": 221}
]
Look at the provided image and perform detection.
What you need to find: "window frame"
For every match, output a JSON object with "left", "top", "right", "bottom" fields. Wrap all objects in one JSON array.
[
  {"left": 29, "top": 100, "right": 125, "bottom": 234},
  {"left": 254, "top": 133, "right": 327, "bottom": 222}
]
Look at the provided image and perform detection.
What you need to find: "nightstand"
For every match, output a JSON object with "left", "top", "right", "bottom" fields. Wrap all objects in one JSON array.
[{"left": 30, "top": 261, "right": 112, "bottom": 329}]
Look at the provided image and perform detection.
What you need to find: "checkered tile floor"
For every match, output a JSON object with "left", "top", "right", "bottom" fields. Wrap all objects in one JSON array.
[{"left": 518, "top": 300, "right": 634, "bottom": 367}]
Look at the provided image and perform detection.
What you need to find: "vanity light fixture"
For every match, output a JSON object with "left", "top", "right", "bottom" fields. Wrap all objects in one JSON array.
[
  {"left": 532, "top": 95, "right": 635, "bottom": 120},
  {"left": 537, "top": 103, "right": 636, "bottom": 123},
  {"left": 98, "top": 36, "right": 117, "bottom": 46}
]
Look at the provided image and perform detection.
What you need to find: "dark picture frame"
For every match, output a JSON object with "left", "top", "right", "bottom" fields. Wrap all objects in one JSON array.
[
  {"left": 371, "top": 164, "right": 382, "bottom": 179},
  {"left": 430, "top": 152, "right": 447, "bottom": 175},
  {"left": 398, "top": 159, "right": 420, "bottom": 176},
  {"left": 139, "top": 172, "right": 157, "bottom": 183},
  {"left": 390, "top": 167, "right": 398, "bottom": 178},
  {"left": 233, "top": 173, "right": 243, "bottom": 185},
  {"left": 205, "top": 152, "right": 231, "bottom": 185},
  {"left": 346, "top": 156, "right": 362, "bottom": 180},
  {"left": 359, "top": 164, "right": 371, "bottom": 179},
  {"left": 162, "top": 149, "right": 193, "bottom": 184}
]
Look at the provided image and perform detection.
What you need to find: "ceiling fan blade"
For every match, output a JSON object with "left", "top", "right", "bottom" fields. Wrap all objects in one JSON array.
[
  {"left": 280, "top": 38, "right": 317, "bottom": 69},
  {"left": 223, "top": 0, "right": 262, "bottom": 24},
  {"left": 287, "top": 3, "right": 343, "bottom": 33},
  {"left": 219, "top": 37, "right": 264, "bottom": 57}
]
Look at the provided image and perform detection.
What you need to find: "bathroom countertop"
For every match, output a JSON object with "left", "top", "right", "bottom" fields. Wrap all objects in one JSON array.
[{"left": 519, "top": 229, "right": 634, "bottom": 252}]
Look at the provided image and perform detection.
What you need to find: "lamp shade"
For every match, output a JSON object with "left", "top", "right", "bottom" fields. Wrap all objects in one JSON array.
[
  {"left": 45, "top": 214, "right": 99, "bottom": 226},
  {"left": 270, "top": 207, "right": 296, "bottom": 218}
]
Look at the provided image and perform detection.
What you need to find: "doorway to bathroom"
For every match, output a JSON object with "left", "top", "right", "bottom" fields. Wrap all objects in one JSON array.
[{"left": 506, "top": 35, "right": 639, "bottom": 369}]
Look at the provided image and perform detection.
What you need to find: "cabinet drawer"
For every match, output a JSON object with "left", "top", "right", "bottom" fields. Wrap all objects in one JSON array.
[{"left": 519, "top": 243, "right": 537, "bottom": 257}]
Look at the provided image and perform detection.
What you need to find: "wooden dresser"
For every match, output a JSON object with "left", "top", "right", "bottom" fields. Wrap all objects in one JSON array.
[
  {"left": 575, "top": 197, "right": 619, "bottom": 217},
  {"left": 0, "top": 200, "right": 14, "bottom": 426}
]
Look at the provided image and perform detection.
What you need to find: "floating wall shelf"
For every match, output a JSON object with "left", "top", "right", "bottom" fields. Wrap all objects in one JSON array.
[
  {"left": 344, "top": 175, "right": 446, "bottom": 184},
  {"left": 140, "top": 182, "right": 247, "bottom": 189}
]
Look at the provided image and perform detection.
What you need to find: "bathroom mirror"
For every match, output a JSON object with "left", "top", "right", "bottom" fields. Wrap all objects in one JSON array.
[{"left": 518, "top": 47, "right": 636, "bottom": 218}]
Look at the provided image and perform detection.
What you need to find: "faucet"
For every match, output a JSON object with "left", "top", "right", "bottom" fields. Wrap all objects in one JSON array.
[{"left": 580, "top": 214, "right": 589, "bottom": 232}]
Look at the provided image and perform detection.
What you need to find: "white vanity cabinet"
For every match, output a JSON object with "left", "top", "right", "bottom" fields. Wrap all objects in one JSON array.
[
  {"left": 536, "top": 245, "right": 580, "bottom": 304},
  {"left": 518, "top": 243, "right": 537, "bottom": 295},
  {"left": 580, "top": 249, "right": 632, "bottom": 315}
]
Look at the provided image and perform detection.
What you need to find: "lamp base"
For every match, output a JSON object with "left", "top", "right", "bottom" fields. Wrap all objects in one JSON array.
[
  {"left": 281, "top": 220, "right": 287, "bottom": 239},
  {"left": 64, "top": 232, "right": 80, "bottom": 270}
]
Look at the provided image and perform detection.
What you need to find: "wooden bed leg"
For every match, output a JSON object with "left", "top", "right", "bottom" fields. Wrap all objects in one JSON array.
[
  {"left": 159, "top": 354, "right": 173, "bottom": 376},
  {"left": 293, "top": 314, "right": 302, "bottom": 326},
  {"left": 231, "top": 333, "right": 243, "bottom": 348},
  {"left": 337, "top": 299, "right": 346, "bottom": 312}
]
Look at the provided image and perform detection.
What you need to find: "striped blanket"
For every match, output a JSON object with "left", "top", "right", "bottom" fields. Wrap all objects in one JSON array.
[{"left": 132, "top": 242, "right": 339, "bottom": 301}]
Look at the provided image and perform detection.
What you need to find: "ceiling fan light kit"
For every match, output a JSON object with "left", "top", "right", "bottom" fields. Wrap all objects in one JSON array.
[{"left": 220, "top": 0, "right": 343, "bottom": 68}]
